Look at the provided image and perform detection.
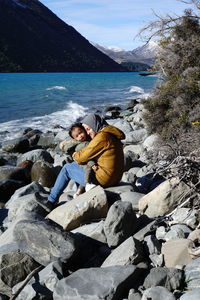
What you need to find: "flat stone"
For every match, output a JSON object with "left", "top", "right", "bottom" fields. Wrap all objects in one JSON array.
[
  {"left": 101, "top": 237, "right": 143, "bottom": 267},
  {"left": 161, "top": 238, "right": 193, "bottom": 267},
  {"left": 47, "top": 186, "right": 108, "bottom": 230},
  {"left": 53, "top": 265, "right": 143, "bottom": 300},
  {"left": 72, "top": 220, "right": 106, "bottom": 244},
  {"left": 120, "top": 191, "right": 145, "bottom": 210}
]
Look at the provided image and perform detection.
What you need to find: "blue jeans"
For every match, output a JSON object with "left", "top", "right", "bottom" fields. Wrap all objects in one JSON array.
[{"left": 48, "top": 162, "right": 86, "bottom": 203}]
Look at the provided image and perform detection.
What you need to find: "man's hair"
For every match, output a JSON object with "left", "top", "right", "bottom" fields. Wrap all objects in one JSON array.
[{"left": 68, "top": 123, "right": 86, "bottom": 138}]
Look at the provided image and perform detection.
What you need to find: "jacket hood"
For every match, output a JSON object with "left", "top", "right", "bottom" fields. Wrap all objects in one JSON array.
[{"left": 100, "top": 125, "right": 125, "bottom": 140}]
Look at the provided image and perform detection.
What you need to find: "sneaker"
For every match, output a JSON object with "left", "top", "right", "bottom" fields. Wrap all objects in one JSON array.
[
  {"left": 35, "top": 192, "right": 55, "bottom": 213},
  {"left": 85, "top": 183, "right": 96, "bottom": 192}
]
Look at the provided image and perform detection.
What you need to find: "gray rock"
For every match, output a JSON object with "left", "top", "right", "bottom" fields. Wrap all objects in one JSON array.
[
  {"left": 7, "top": 192, "right": 48, "bottom": 223},
  {"left": 104, "top": 201, "right": 137, "bottom": 247},
  {"left": 120, "top": 191, "right": 145, "bottom": 210},
  {"left": 124, "top": 129, "right": 147, "bottom": 145},
  {"left": 133, "top": 220, "right": 156, "bottom": 242},
  {"left": 124, "top": 145, "right": 144, "bottom": 156},
  {"left": 180, "top": 288, "right": 200, "bottom": 300},
  {"left": 149, "top": 253, "right": 163, "bottom": 267},
  {"left": 101, "top": 237, "right": 143, "bottom": 267},
  {"left": 13, "top": 219, "right": 77, "bottom": 266},
  {"left": 185, "top": 257, "right": 200, "bottom": 289},
  {"left": 17, "top": 149, "right": 54, "bottom": 165},
  {"left": 2, "top": 137, "right": 29, "bottom": 153},
  {"left": 37, "top": 133, "right": 57, "bottom": 148},
  {"left": 0, "top": 252, "right": 39, "bottom": 297},
  {"left": 143, "top": 267, "right": 183, "bottom": 291},
  {"left": 141, "top": 286, "right": 176, "bottom": 300},
  {"left": 170, "top": 208, "right": 198, "bottom": 229},
  {"left": 113, "top": 120, "right": 133, "bottom": 134},
  {"left": 5, "top": 181, "right": 47, "bottom": 210},
  {"left": 144, "top": 235, "right": 161, "bottom": 255},
  {"left": 12, "top": 261, "right": 64, "bottom": 300},
  {"left": 54, "top": 131, "right": 69, "bottom": 142},
  {"left": 72, "top": 220, "right": 106, "bottom": 244},
  {"left": 142, "top": 134, "right": 159, "bottom": 151},
  {"left": 53, "top": 265, "right": 143, "bottom": 300},
  {"left": 164, "top": 224, "right": 192, "bottom": 241},
  {"left": 156, "top": 226, "right": 167, "bottom": 240},
  {"left": 128, "top": 289, "right": 142, "bottom": 300}
]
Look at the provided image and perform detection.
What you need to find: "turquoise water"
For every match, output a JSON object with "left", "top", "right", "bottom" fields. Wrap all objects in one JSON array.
[{"left": 0, "top": 72, "right": 158, "bottom": 141}]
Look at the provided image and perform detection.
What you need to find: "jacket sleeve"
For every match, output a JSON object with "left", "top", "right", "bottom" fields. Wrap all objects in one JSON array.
[{"left": 74, "top": 132, "right": 109, "bottom": 164}]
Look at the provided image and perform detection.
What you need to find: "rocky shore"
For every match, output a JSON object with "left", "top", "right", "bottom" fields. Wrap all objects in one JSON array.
[{"left": 0, "top": 98, "right": 200, "bottom": 300}]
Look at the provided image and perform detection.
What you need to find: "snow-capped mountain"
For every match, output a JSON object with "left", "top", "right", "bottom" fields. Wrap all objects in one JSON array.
[
  {"left": 93, "top": 41, "right": 159, "bottom": 66},
  {"left": 132, "top": 41, "right": 159, "bottom": 59}
]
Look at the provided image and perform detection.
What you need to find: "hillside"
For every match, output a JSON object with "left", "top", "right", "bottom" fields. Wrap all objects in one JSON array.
[
  {"left": 93, "top": 41, "right": 159, "bottom": 71},
  {"left": 0, "top": 0, "right": 126, "bottom": 72}
]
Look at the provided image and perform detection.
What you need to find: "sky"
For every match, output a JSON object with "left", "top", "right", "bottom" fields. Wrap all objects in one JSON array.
[{"left": 40, "top": 0, "right": 195, "bottom": 50}]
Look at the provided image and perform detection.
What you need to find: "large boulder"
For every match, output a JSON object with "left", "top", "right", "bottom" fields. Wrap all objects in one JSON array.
[
  {"left": 13, "top": 219, "right": 77, "bottom": 266},
  {"left": 53, "top": 265, "right": 144, "bottom": 300},
  {"left": 47, "top": 186, "right": 108, "bottom": 230},
  {"left": 139, "top": 178, "right": 190, "bottom": 218},
  {"left": 104, "top": 201, "right": 137, "bottom": 247}
]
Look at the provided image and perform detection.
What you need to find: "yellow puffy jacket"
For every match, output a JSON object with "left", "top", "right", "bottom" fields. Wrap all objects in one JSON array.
[{"left": 74, "top": 125, "right": 125, "bottom": 187}]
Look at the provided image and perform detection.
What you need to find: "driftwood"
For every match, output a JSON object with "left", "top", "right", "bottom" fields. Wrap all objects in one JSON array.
[{"left": 10, "top": 265, "right": 43, "bottom": 300}]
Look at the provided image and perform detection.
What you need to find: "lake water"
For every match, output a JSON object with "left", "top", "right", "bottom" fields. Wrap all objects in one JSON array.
[{"left": 0, "top": 72, "right": 158, "bottom": 142}]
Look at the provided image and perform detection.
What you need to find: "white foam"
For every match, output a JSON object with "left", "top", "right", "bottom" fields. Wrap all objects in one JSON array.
[
  {"left": 0, "top": 101, "right": 87, "bottom": 142},
  {"left": 127, "top": 86, "right": 144, "bottom": 94},
  {"left": 46, "top": 86, "right": 67, "bottom": 91}
]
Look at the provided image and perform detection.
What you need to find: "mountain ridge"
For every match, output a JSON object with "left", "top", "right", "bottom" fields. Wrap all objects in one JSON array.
[{"left": 0, "top": 0, "right": 126, "bottom": 72}]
